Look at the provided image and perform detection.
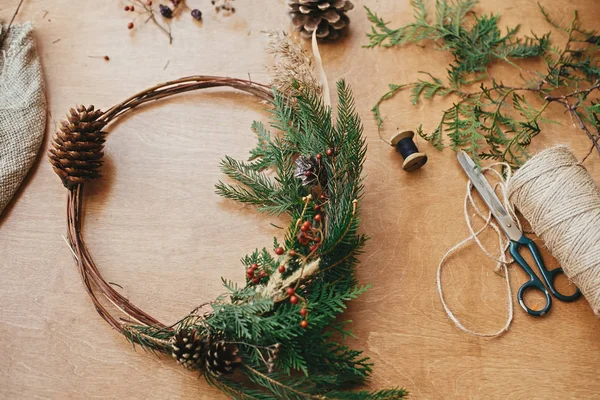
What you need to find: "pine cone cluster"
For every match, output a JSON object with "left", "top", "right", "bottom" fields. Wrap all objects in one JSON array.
[
  {"left": 288, "top": 0, "right": 354, "bottom": 41},
  {"left": 171, "top": 329, "right": 242, "bottom": 375},
  {"left": 49, "top": 105, "right": 106, "bottom": 189}
]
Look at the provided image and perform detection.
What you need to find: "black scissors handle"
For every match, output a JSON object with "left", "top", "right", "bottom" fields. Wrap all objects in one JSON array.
[{"left": 509, "top": 236, "right": 581, "bottom": 316}]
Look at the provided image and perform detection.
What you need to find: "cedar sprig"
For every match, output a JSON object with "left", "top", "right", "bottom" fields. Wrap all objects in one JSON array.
[{"left": 366, "top": 0, "right": 600, "bottom": 167}]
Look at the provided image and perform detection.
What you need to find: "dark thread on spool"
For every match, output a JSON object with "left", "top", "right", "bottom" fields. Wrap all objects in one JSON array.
[
  {"left": 396, "top": 136, "right": 419, "bottom": 157},
  {"left": 389, "top": 130, "right": 428, "bottom": 172}
]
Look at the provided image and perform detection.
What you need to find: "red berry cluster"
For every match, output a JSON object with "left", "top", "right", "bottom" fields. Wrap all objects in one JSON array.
[
  {"left": 123, "top": 3, "right": 138, "bottom": 29},
  {"left": 246, "top": 263, "right": 268, "bottom": 285},
  {"left": 286, "top": 287, "right": 309, "bottom": 328},
  {"left": 297, "top": 214, "right": 323, "bottom": 253}
]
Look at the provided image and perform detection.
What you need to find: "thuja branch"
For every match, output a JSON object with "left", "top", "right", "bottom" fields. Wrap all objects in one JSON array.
[{"left": 366, "top": 0, "right": 600, "bottom": 167}]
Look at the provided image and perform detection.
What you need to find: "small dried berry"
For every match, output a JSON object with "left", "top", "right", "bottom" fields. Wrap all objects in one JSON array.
[
  {"left": 299, "top": 308, "right": 308, "bottom": 317},
  {"left": 278, "top": 265, "right": 286, "bottom": 273},
  {"left": 260, "top": 270, "right": 267, "bottom": 278},
  {"left": 314, "top": 214, "right": 322, "bottom": 222},
  {"left": 300, "top": 320, "right": 308, "bottom": 328},
  {"left": 159, "top": 4, "right": 173, "bottom": 18},
  {"left": 274, "top": 247, "right": 284, "bottom": 255},
  {"left": 124, "top": 6, "right": 131, "bottom": 11},
  {"left": 297, "top": 232, "right": 309, "bottom": 246},
  {"left": 104, "top": 55, "right": 110, "bottom": 61},
  {"left": 289, "top": 250, "right": 297, "bottom": 257},
  {"left": 130, "top": 5, "right": 135, "bottom": 11},
  {"left": 290, "top": 295, "right": 299, "bottom": 305},
  {"left": 252, "top": 277, "right": 260, "bottom": 284},
  {"left": 286, "top": 287, "right": 295, "bottom": 296},
  {"left": 127, "top": 22, "right": 134, "bottom": 29},
  {"left": 191, "top": 9, "right": 202, "bottom": 20}
]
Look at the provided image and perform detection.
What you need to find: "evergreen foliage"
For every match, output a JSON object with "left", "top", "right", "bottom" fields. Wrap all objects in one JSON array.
[
  {"left": 126, "top": 81, "right": 406, "bottom": 399},
  {"left": 366, "top": 0, "right": 600, "bottom": 167}
]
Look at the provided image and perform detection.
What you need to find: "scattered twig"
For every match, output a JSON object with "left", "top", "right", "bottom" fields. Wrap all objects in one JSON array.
[
  {"left": 163, "top": 59, "right": 170, "bottom": 70},
  {"left": 51, "top": 38, "right": 61, "bottom": 44},
  {"left": 88, "top": 55, "right": 110, "bottom": 61},
  {"left": 140, "top": 0, "right": 172, "bottom": 44}
]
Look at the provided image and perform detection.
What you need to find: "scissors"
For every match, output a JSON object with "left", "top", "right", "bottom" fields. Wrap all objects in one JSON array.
[{"left": 457, "top": 151, "right": 581, "bottom": 316}]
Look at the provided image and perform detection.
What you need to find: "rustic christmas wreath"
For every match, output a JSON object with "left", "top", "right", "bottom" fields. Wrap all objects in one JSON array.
[{"left": 49, "top": 75, "right": 406, "bottom": 399}]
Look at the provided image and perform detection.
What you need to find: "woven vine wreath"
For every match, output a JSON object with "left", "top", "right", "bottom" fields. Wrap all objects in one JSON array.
[{"left": 49, "top": 75, "right": 405, "bottom": 399}]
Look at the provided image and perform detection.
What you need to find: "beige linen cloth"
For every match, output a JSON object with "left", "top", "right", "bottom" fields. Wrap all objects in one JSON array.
[{"left": 0, "top": 23, "right": 46, "bottom": 217}]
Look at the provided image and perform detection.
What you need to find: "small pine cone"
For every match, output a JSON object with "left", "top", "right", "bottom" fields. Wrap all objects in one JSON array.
[
  {"left": 205, "top": 340, "right": 242, "bottom": 375},
  {"left": 294, "top": 156, "right": 325, "bottom": 187},
  {"left": 171, "top": 329, "right": 208, "bottom": 369},
  {"left": 288, "top": 0, "right": 354, "bottom": 41},
  {"left": 49, "top": 105, "right": 106, "bottom": 189}
]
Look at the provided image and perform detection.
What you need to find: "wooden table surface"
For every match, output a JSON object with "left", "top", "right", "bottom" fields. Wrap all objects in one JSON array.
[{"left": 2, "top": 0, "right": 600, "bottom": 398}]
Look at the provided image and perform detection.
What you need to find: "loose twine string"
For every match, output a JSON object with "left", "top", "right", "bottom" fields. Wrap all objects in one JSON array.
[
  {"left": 437, "top": 162, "right": 519, "bottom": 337},
  {"left": 438, "top": 145, "right": 600, "bottom": 337}
]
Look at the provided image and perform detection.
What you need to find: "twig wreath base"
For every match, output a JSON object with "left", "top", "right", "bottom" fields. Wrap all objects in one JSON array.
[{"left": 49, "top": 75, "right": 406, "bottom": 398}]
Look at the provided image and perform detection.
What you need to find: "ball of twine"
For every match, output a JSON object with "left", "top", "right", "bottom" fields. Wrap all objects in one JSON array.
[{"left": 508, "top": 145, "right": 600, "bottom": 315}]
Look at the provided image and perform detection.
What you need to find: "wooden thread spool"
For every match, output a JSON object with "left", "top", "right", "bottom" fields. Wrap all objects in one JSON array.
[{"left": 390, "top": 130, "right": 428, "bottom": 172}]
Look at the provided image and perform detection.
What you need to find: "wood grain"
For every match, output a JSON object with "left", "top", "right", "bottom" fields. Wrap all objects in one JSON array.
[{"left": 1, "top": 0, "right": 600, "bottom": 398}]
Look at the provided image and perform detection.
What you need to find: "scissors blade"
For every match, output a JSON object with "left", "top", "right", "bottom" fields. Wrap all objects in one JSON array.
[{"left": 457, "top": 151, "right": 523, "bottom": 242}]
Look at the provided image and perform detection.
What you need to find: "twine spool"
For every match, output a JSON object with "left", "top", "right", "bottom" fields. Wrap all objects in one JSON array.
[
  {"left": 389, "top": 130, "right": 427, "bottom": 171},
  {"left": 508, "top": 145, "right": 600, "bottom": 315}
]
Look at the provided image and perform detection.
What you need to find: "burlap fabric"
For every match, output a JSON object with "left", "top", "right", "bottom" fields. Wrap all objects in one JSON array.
[{"left": 0, "top": 23, "right": 46, "bottom": 217}]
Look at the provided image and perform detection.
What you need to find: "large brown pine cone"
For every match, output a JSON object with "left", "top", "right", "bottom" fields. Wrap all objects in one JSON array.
[
  {"left": 49, "top": 105, "right": 106, "bottom": 189},
  {"left": 289, "top": 0, "right": 354, "bottom": 41}
]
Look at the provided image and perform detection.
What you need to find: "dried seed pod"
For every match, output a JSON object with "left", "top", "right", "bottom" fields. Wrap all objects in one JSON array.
[{"left": 48, "top": 105, "right": 107, "bottom": 189}]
